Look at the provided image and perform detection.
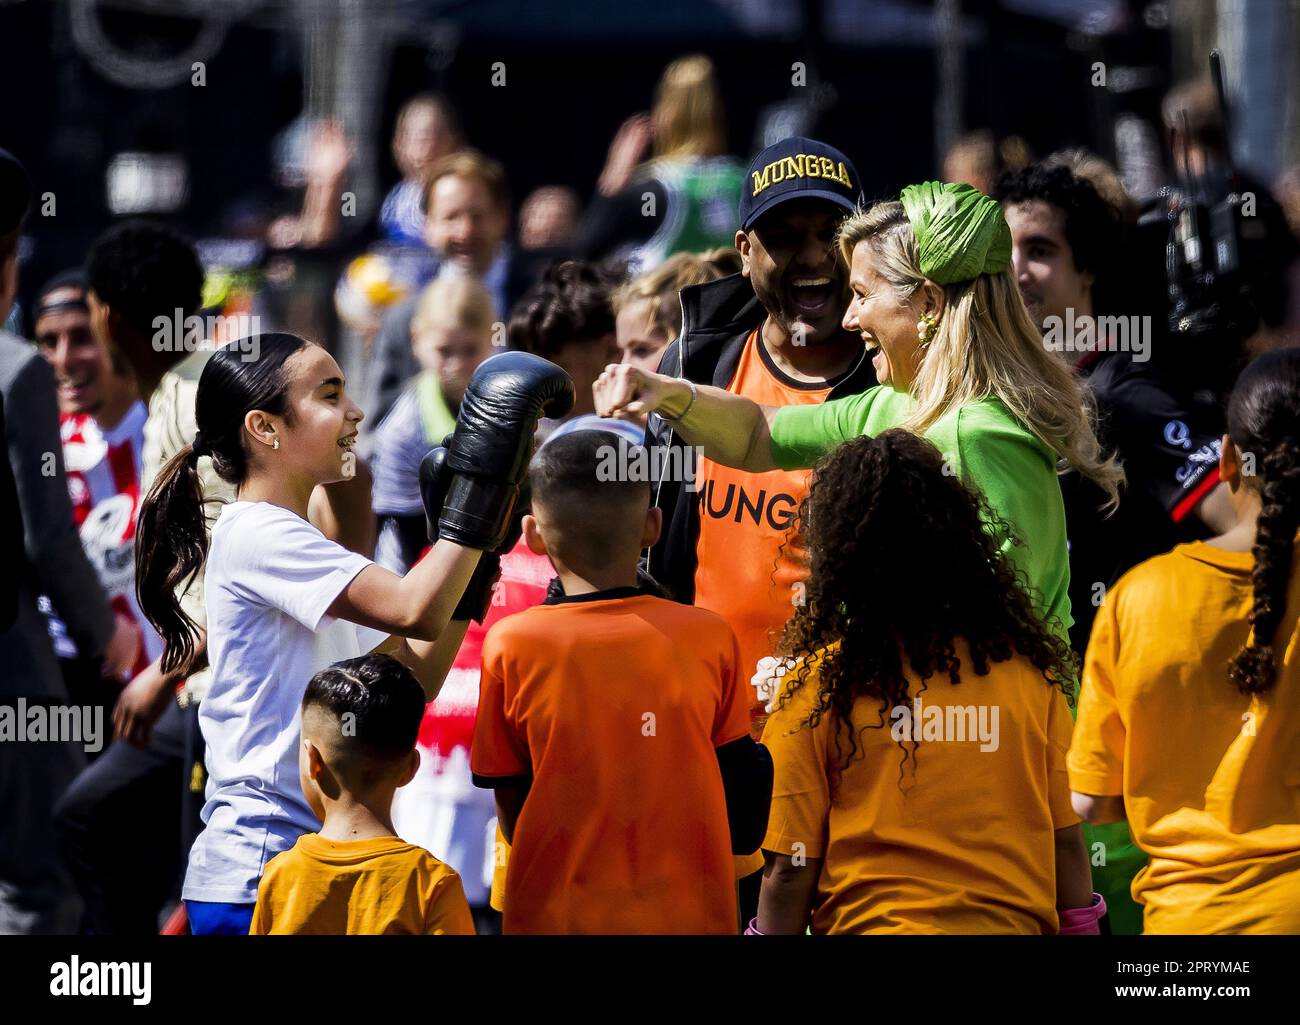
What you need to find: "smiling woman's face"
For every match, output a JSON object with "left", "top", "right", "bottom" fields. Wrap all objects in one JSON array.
[{"left": 842, "top": 243, "right": 925, "bottom": 392}]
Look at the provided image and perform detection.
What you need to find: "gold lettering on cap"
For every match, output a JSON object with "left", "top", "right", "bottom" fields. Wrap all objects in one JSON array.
[{"left": 750, "top": 153, "right": 853, "bottom": 197}]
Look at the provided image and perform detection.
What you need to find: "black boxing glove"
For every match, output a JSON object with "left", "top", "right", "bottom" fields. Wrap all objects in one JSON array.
[
  {"left": 437, "top": 352, "right": 574, "bottom": 550},
  {"left": 419, "top": 444, "right": 453, "bottom": 544},
  {"left": 419, "top": 444, "right": 533, "bottom": 623}
]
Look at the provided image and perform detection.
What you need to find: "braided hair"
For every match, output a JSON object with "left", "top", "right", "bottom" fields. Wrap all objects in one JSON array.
[{"left": 1226, "top": 349, "right": 1300, "bottom": 695}]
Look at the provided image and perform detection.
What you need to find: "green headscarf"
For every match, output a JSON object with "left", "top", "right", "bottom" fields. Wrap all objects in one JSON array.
[{"left": 899, "top": 181, "right": 1012, "bottom": 285}]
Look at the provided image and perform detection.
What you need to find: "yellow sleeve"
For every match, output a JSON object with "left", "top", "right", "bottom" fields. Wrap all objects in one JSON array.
[
  {"left": 489, "top": 826, "right": 509, "bottom": 913},
  {"left": 1068, "top": 591, "right": 1127, "bottom": 796},
  {"left": 248, "top": 870, "right": 276, "bottom": 935},
  {"left": 1046, "top": 687, "right": 1080, "bottom": 828},
  {"left": 759, "top": 675, "right": 830, "bottom": 859},
  {"left": 425, "top": 865, "right": 477, "bottom": 935}
]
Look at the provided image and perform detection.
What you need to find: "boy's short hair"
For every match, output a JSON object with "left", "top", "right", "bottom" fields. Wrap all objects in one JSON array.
[
  {"left": 303, "top": 654, "right": 425, "bottom": 769},
  {"left": 529, "top": 429, "right": 649, "bottom": 568},
  {"left": 85, "top": 219, "right": 204, "bottom": 336},
  {"left": 507, "top": 260, "right": 617, "bottom": 359}
]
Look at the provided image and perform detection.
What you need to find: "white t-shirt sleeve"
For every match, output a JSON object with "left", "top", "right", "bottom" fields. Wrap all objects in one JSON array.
[{"left": 227, "top": 507, "right": 375, "bottom": 631}]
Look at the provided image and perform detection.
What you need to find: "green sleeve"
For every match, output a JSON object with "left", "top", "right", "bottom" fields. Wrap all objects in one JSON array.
[
  {"left": 948, "top": 407, "right": 1074, "bottom": 639},
  {"left": 769, "top": 388, "right": 880, "bottom": 471}
]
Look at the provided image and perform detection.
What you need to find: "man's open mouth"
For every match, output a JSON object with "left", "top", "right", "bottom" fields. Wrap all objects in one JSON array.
[{"left": 788, "top": 276, "right": 837, "bottom": 317}]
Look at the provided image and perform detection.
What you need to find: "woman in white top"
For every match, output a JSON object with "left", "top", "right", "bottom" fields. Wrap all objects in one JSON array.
[{"left": 135, "top": 332, "right": 571, "bottom": 933}]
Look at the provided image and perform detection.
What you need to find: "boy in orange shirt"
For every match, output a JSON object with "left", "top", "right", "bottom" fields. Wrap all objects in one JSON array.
[
  {"left": 250, "top": 654, "right": 475, "bottom": 935},
  {"left": 471, "top": 429, "right": 773, "bottom": 934}
]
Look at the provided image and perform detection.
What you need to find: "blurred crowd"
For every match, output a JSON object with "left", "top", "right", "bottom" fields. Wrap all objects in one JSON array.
[{"left": 2, "top": 49, "right": 1299, "bottom": 936}]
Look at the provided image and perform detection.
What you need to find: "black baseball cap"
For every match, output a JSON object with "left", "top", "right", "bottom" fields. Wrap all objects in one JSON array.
[
  {"left": 0, "top": 148, "right": 31, "bottom": 235},
  {"left": 738, "top": 136, "right": 863, "bottom": 231}
]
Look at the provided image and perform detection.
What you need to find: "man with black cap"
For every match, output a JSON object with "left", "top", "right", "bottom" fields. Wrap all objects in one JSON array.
[
  {"left": 0, "top": 148, "right": 135, "bottom": 933},
  {"left": 633, "top": 137, "right": 876, "bottom": 920}
]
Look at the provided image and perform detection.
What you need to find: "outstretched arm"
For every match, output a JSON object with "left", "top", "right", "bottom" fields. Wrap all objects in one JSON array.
[{"left": 594, "top": 364, "right": 781, "bottom": 472}]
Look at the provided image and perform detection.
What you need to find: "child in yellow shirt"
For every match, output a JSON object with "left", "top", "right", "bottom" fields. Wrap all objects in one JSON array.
[
  {"left": 1070, "top": 349, "right": 1300, "bottom": 934},
  {"left": 754, "top": 430, "right": 1105, "bottom": 934},
  {"left": 250, "top": 654, "right": 475, "bottom": 935}
]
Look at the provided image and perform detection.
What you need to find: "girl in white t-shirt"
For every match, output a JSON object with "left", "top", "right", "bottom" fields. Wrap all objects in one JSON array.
[{"left": 135, "top": 333, "right": 569, "bottom": 934}]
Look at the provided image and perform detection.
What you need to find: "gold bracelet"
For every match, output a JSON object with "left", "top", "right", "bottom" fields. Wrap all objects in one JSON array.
[{"left": 662, "top": 380, "right": 698, "bottom": 422}]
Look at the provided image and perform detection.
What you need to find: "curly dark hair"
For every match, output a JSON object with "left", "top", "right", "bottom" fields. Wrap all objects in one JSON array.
[
  {"left": 507, "top": 259, "right": 618, "bottom": 359},
  {"left": 1226, "top": 348, "right": 1300, "bottom": 695},
  {"left": 775, "top": 430, "right": 1077, "bottom": 781},
  {"left": 993, "top": 161, "right": 1119, "bottom": 284},
  {"left": 85, "top": 219, "right": 204, "bottom": 337}
]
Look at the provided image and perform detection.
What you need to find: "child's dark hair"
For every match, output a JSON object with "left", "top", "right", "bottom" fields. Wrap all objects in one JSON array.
[
  {"left": 776, "top": 429, "right": 1077, "bottom": 778},
  {"left": 85, "top": 219, "right": 204, "bottom": 335},
  {"left": 507, "top": 260, "right": 617, "bottom": 359},
  {"left": 303, "top": 654, "right": 426, "bottom": 762},
  {"left": 1227, "top": 348, "right": 1300, "bottom": 695},
  {"left": 529, "top": 429, "right": 649, "bottom": 568},
  {"left": 135, "top": 333, "right": 311, "bottom": 675}
]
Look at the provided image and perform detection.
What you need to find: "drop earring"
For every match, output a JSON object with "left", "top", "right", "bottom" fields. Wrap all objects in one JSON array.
[
  {"left": 272, "top": 437, "right": 280, "bottom": 450},
  {"left": 916, "top": 311, "right": 938, "bottom": 348}
]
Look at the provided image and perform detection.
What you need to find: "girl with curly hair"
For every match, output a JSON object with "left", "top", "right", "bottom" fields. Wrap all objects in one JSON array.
[
  {"left": 1070, "top": 349, "right": 1300, "bottom": 933},
  {"left": 751, "top": 429, "right": 1105, "bottom": 934}
]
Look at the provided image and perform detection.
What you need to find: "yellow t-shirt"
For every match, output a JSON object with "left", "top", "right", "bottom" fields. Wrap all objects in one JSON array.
[
  {"left": 761, "top": 641, "right": 1078, "bottom": 934},
  {"left": 1068, "top": 541, "right": 1300, "bottom": 934},
  {"left": 249, "top": 833, "right": 475, "bottom": 935}
]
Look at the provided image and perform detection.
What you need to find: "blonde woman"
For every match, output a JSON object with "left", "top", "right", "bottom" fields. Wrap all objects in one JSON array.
[
  {"left": 579, "top": 56, "right": 745, "bottom": 271},
  {"left": 595, "top": 181, "right": 1122, "bottom": 642}
]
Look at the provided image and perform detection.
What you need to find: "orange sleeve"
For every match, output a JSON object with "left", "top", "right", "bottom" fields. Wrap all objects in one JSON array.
[
  {"left": 470, "top": 633, "right": 530, "bottom": 783},
  {"left": 759, "top": 677, "right": 829, "bottom": 859},
  {"left": 1068, "top": 592, "right": 1127, "bottom": 797},
  {"left": 424, "top": 866, "right": 477, "bottom": 935},
  {"left": 1046, "top": 687, "right": 1080, "bottom": 828},
  {"left": 712, "top": 624, "right": 752, "bottom": 747}
]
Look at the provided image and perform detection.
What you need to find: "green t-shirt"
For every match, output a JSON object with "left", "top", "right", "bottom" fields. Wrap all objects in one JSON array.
[{"left": 770, "top": 385, "right": 1073, "bottom": 638}]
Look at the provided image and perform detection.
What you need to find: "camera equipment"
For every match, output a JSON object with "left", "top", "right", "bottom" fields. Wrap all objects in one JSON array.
[{"left": 1153, "top": 50, "right": 1259, "bottom": 345}]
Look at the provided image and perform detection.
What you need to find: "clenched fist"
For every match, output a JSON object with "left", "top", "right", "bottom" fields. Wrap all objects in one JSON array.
[{"left": 593, "top": 363, "right": 691, "bottom": 421}]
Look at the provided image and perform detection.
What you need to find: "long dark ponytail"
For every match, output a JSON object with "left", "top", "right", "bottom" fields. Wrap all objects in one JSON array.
[
  {"left": 1226, "top": 348, "right": 1300, "bottom": 696},
  {"left": 136, "top": 333, "right": 311, "bottom": 676}
]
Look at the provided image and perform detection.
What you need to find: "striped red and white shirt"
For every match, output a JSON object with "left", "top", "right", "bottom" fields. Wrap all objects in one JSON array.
[{"left": 54, "top": 400, "right": 161, "bottom": 674}]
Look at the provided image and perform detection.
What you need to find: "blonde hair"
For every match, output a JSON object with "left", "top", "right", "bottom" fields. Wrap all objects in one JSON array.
[
  {"left": 411, "top": 274, "right": 495, "bottom": 338},
  {"left": 837, "top": 201, "right": 1123, "bottom": 508},
  {"left": 611, "top": 248, "right": 737, "bottom": 338},
  {"left": 652, "top": 55, "right": 726, "bottom": 160}
]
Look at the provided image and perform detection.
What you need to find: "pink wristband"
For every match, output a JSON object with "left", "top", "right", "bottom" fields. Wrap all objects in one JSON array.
[
  {"left": 1058, "top": 893, "right": 1107, "bottom": 935},
  {"left": 744, "top": 917, "right": 765, "bottom": 936}
]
